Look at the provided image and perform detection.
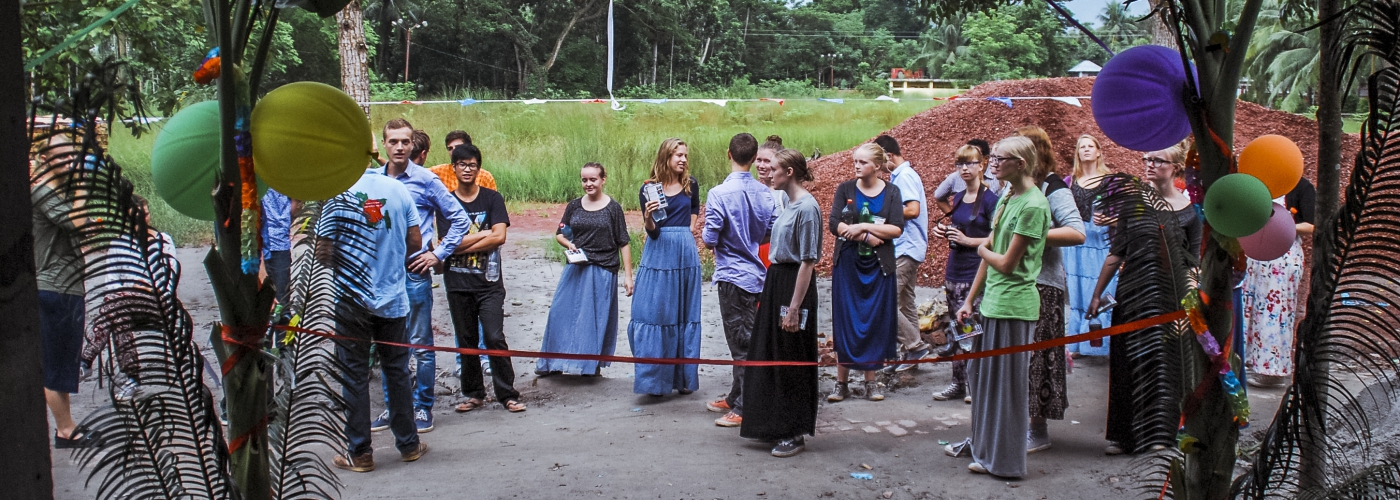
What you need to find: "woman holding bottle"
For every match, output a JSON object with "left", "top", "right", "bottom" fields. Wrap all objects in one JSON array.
[
  {"left": 931, "top": 144, "right": 999, "bottom": 403},
  {"left": 826, "top": 143, "right": 905, "bottom": 403},
  {"left": 628, "top": 138, "right": 703, "bottom": 396},
  {"left": 948, "top": 135, "right": 1051, "bottom": 478},
  {"left": 1066, "top": 134, "right": 1116, "bottom": 356},
  {"left": 741, "top": 148, "right": 823, "bottom": 457},
  {"left": 536, "top": 162, "right": 633, "bottom": 377}
]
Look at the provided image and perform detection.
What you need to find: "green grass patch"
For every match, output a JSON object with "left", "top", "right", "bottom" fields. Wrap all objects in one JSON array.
[
  {"left": 109, "top": 100, "right": 940, "bottom": 245},
  {"left": 1343, "top": 114, "right": 1364, "bottom": 134}
]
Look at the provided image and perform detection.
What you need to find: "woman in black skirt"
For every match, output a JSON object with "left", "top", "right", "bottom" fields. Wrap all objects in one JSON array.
[{"left": 740, "top": 148, "right": 823, "bottom": 457}]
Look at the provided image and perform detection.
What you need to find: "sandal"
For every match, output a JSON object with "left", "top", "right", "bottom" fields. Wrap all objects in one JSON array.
[
  {"left": 454, "top": 399, "right": 484, "bottom": 413},
  {"left": 504, "top": 400, "right": 527, "bottom": 413}
]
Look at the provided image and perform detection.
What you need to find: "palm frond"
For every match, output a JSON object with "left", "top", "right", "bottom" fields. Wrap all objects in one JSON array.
[
  {"left": 1235, "top": 3, "right": 1400, "bottom": 494},
  {"left": 32, "top": 59, "right": 234, "bottom": 499}
]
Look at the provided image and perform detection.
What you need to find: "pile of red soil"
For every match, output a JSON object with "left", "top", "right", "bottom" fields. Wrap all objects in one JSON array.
[{"left": 806, "top": 77, "right": 1361, "bottom": 286}]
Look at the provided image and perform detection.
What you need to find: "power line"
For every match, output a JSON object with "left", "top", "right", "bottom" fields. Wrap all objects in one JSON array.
[{"left": 410, "top": 42, "right": 520, "bottom": 74}]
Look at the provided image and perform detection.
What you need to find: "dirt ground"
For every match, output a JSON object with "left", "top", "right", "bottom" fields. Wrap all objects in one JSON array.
[{"left": 48, "top": 221, "right": 1309, "bottom": 500}]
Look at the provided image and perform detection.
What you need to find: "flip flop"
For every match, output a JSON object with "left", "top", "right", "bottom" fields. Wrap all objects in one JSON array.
[
  {"left": 504, "top": 400, "right": 527, "bottom": 413},
  {"left": 455, "top": 399, "right": 483, "bottom": 413}
]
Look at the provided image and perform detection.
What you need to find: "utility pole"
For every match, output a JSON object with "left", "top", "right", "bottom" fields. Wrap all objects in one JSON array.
[{"left": 392, "top": 18, "right": 427, "bottom": 83}]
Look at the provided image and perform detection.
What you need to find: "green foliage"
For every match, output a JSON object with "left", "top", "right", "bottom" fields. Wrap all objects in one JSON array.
[
  {"left": 1242, "top": 0, "right": 1320, "bottom": 112},
  {"left": 370, "top": 81, "right": 419, "bottom": 101},
  {"left": 942, "top": 7, "right": 1047, "bottom": 81}
]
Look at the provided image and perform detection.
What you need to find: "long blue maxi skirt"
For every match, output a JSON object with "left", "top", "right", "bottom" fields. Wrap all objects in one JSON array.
[
  {"left": 536, "top": 263, "right": 619, "bottom": 376},
  {"left": 1065, "top": 218, "right": 1115, "bottom": 356},
  {"left": 627, "top": 226, "right": 703, "bottom": 395},
  {"left": 831, "top": 245, "right": 898, "bottom": 372}
]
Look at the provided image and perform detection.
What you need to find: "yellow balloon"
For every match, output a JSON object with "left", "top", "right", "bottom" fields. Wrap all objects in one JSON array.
[{"left": 251, "top": 82, "right": 371, "bottom": 201}]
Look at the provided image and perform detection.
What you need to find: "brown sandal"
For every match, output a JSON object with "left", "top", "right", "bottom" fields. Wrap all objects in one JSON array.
[
  {"left": 504, "top": 400, "right": 527, "bottom": 413},
  {"left": 455, "top": 399, "right": 483, "bottom": 413}
]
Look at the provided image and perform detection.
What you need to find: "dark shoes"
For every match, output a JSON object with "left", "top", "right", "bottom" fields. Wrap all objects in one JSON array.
[
  {"left": 771, "top": 436, "right": 806, "bottom": 457},
  {"left": 400, "top": 442, "right": 430, "bottom": 462},
  {"left": 54, "top": 431, "right": 96, "bottom": 450},
  {"left": 932, "top": 382, "right": 965, "bottom": 401}
]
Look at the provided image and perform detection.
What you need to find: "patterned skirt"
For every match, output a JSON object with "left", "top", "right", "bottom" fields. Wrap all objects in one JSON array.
[{"left": 1028, "top": 285, "right": 1067, "bottom": 420}]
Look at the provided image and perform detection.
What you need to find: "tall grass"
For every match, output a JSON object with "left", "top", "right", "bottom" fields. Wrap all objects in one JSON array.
[{"left": 107, "top": 100, "right": 939, "bottom": 245}]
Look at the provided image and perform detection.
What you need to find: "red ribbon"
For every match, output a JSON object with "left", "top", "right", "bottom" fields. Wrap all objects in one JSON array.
[
  {"left": 228, "top": 415, "right": 269, "bottom": 453},
  {"left": 272, "top": 310, "right": 1185, "bottom": 368},
  {"left": 219, "top": 323, "right": 268, "bottom": 375}
]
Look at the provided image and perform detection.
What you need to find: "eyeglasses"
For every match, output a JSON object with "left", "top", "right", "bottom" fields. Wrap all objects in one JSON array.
[
  {"left": 955, "top": 162, "right": 980, "bottom": 169},
  {"left": 1142, "top": 157, "right": 1175, "bottom": 167},
  {"left": 453, "top": 161, "right": 480, "bottom": 170},
  {"left": 988, "top": 155, "right": 1019, "bottom": 164}
]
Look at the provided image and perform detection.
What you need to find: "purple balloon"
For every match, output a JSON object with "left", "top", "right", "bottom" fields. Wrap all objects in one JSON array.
[
  {"left": 1091, "top": 45, "right": 1194, "bottom": 152},
  {"left": 1238, "top": 203, "right": 1297, "bottom": 261}
]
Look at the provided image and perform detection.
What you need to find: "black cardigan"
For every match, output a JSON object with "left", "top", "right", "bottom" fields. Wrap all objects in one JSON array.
[{"left": 828, "top": 179, "right": 906, "bottom": 275}]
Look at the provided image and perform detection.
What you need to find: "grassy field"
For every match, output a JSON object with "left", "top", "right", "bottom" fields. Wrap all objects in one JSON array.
[{"left": 108, "top": 99, "right": 941, "bottom": 245}]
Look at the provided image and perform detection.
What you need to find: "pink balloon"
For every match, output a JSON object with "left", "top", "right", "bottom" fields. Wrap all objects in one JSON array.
[{"left": 1239, "top": 203, "right": 1297, "bottom": 261}]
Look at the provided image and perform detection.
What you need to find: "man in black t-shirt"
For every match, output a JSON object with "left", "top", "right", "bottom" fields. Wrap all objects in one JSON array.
[{"left": 442, "top": 143, "right": 525, "bottom": 413}]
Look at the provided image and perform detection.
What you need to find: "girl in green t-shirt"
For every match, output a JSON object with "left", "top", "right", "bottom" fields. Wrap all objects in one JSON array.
[{"left": 949, "top": 135, "right": 1050, "bottom": 479}]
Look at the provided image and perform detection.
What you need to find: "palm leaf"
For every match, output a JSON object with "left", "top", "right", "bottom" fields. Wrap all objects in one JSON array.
[{"left": 1234, "top": 2, "right": 1400, "bottom": 495}]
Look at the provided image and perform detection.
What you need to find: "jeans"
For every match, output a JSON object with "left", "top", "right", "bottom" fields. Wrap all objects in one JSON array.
[
  {"left": 895, "top": 256, "right": 928, "bottom": 352},
  {"left": 338, "top": 311, "right": 419, "bottom": 457},
  {"left": 717, "top": 281, "right": 758, "bottom": 415},
  {"left": 447, "top": 287, "right": 519, "bottom": 402},
  {"left": 382, "top": 273, "right": 435, "bottom": 410},
  {"left": 265, "top": 250, "right": 291, "bottom": 306}
]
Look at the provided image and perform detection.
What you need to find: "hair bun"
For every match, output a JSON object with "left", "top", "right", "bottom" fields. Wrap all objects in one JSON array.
[{"left": 766, "top": 135, "right": 783, "bottom": 145}]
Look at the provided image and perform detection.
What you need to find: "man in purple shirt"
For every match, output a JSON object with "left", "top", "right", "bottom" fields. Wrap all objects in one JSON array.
[
  {"left": 701, "top": 133, "right": 776, "bottom": 428},
  {"left": 368, "top": 119, "right": 472, "bottom": 433}
]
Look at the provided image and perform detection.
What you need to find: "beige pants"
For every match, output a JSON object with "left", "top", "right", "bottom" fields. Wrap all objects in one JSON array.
[{"left": 895, "top": 256, "right": 928, "bottom": 353}]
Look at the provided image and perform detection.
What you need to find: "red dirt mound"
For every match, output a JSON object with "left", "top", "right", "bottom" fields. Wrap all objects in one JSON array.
[{"left": 806, "top": 77, "right": 1361, "bottom": 287}]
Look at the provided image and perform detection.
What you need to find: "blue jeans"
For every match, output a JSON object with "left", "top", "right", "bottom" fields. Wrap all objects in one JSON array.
[
  {"left": 339, "top": 311, "right": 418, "bottom": 456},
  {"left": 383, "top": 273, "right": 435, "bottom": 410}
]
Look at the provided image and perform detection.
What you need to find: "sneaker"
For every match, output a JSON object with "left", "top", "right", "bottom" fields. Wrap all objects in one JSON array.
[
  {"left": 963, "top": 395, "right": 972, "bottom": 404},
  {"left": 370, "top": 410, "right": 391, "bottom": 432},
  {"left": 707, "top": 397, "right": 732, "bottom": 413},
  {"left": 771, "top": 436, "right": 806, "bottom": 457},
  {"left": 482, "top": 360, "right": 492, "bottom": 376},
  {"left": 968, "top": 461, "right": 989, "bottom": 474},
  {"left": 826, "top": 382, "right": 850, "bottom": 402},
  {"left": 715, "top": 411, "right": 742, "bottom": 427},
  {"left": 114, "top": 379, "right": 140, "bottom": 402},
  {"left": 333, "top": 452, "right": 375, "bottom": 473},
  {"left": 414, "top": 409, "right": 434, "bottom": 433},
  {"left": 895, "top": 348, "right": 931, "bottom": 372},
  {"left": 944, "top": 437, "right": 971, "bottom": 457},
  {"left": 1104, "top": 442, "right": 1126, "bottom": 455},
  {"left": 865, "top": 381, "right": 885, "bottom": 401},
  {"left": 1027, "top": 431, "right": 1052, "bottom": 453},
  {"left": 932, "top": 382, "right": 965, "bottom": 401},
  {"left": 400, "top": 442, "right": 430, "bottom": 462}
]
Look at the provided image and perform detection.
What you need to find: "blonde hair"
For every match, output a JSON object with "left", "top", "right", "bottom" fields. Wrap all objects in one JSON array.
[
  {"left": 1015, "top": 125, "right": 1056, "bottom": 181},
  {"left": 1071, "top": 134, "right": 1110, "bottom": 180},
  {"left": 1154, "top": 139, "right": 1191, "bottom": 179},
  {"left": 648, "top": 137, "right": 691, "bottom": 195},
  {"left": 996, "top": 135, "right": 1041, "bottom": 181},
  {"left": 855, "top": 143, "right": 888, "bottom": 169},
  {"left": 955, "top": 144, "right": 983, "bottom": 165}
]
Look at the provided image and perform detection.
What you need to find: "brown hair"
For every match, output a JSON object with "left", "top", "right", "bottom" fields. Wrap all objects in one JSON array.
[
  {"left": 410, "top": 129, "right": 431, "bottom": 160},
  {"left": 1071, "top": 134, "right": 1110, "bottom": 180},
  {"left": 648, "top": 138, "right": 691, "bottom": 196},
  {"left": 760, "top": 135, "right": 784, "bottom": 152},
  {"left": 773, "top": 148, "right": 813, "bottom": 183},
  {"left": 383, "top": 118, "right": 413, "bottom": 137},
  {"left": 1015, "top": 125, "right": 1056, "bottom": 181},
  {"left": 955, "top": 144, "right": 983, "bottom": 165},
  {"left": 582, "top": 161, "right": 607, "bottom": 179}
]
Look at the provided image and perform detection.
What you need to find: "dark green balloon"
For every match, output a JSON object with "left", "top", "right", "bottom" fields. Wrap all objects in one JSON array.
[{"left": 1204, "top": 173, "right": 1273, "bottom": 238}]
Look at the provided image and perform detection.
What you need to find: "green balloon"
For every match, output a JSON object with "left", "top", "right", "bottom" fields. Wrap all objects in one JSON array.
[
  {"left": 1204, "top": 173, "right": 1273, "bottom": 238},
  {"left": 151, "top": 101, "right": 266, "bottom": 221}
]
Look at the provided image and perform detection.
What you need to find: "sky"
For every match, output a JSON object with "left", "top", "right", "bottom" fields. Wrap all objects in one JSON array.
[{"left": 1056, "top": 0, "right": 1151, "bottom": 27}]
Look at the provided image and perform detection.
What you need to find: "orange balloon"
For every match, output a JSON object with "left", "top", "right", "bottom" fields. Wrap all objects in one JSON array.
[{"left": 1238, "top": 134, "right": 1304, "bottom": 198}]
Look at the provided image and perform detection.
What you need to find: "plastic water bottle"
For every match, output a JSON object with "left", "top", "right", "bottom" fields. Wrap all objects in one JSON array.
[
  {"left": 647, "top": 183, "right": 669, "bottom": 223},
  {"left": 956, "top": 320, "right": 983, "bottom": 352},
  {"left": 486, "top": 254, "right": 501, "bottom": 282},
  {"left": 857, "top": 201, "right": 874, "bottom": 257},
  {"left": 560, "top": 224, "right": 574, "bottom": 242}
]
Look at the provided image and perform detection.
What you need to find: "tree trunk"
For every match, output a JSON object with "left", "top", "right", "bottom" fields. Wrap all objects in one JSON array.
[
  {"left": 1150, "top": 0, "right": 1179, "bottom": 49},
  {"left": 652, "top": 41, "right": 658, "bottom": 86},
  {"left": 336, "top": 0, "right": 372, "bottom": 117},
  {"left": 1298, "top": 0, "right": 1342, "bottom": 489},
  {"left": 0, "top": 0, "right": 57, "bottom": 496}
]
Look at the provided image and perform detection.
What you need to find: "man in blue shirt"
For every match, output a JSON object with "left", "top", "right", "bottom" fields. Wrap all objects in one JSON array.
[
  {"left": 878, "top": 135, "right": 933, "bottom": 371},
  {"left": 320, "top": 169, "right": 429, "bottom": 472},
  {"left": 260, "top": 188, "right": 293, "bottom": 307},
  {"left": 368, "top": 119, "right": 472, "bottom": 433},
  {"left": 701, "top": 133, "right": 775, "bottom": 428}
]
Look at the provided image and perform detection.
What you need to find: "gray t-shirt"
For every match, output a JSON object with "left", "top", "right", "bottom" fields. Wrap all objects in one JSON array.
[
  {"left": 32, "top": 184, "right": 84, "bottom": 295},
  {"left": 1036, "top": 180, "right": 1085, "bottom": 291},
  {"left": 768, "top": 192, "right": 823, "bottom": 264}
]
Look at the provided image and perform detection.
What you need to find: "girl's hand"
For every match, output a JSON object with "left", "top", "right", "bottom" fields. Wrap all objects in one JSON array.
[
  {"left": 566, "top": 242, "right": 578, "bottom": 252},
  {"left": 946, "top": 227, "right": 967, "bottom": 246},
  {"left": 781, "top": 308, "right": 801, "bottom": 332},
  {"left": 1087, "top": 295, "right": 1101, "bottom": 318},
  {"left": 644, "top": 200, "right": 662, "bottom": 219},
  {"left": 841, "top": 223, "right": 865, "bottom": 240},
  {"left": 956, "top": 302, "right": 973, "bottom": 324},
  {"left": 865, "top": 234, "right": 883, "bottom": 247},
  {"left": 624, "top": 275, "right": 635, "bottom": 297}
]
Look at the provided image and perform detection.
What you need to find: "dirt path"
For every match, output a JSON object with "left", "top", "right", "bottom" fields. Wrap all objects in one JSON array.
[{"left": 49, "top": 221, "right": 1303, "bottom": 499}]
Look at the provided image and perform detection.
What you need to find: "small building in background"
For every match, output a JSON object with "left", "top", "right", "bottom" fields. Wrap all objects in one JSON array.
[
  {"left": 1068, "top": 60, "right": 1102, "bottom": 78},
  {"left": 887, "top": 68, "right": 959, "bottom": 98}
]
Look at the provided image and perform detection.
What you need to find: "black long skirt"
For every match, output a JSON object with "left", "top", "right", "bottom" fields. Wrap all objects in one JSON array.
[{"left": 739, "top": 262, "right": 820, "bottom": 441}]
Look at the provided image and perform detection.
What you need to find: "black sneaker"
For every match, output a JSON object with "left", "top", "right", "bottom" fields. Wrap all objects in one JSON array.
[
  {"left": 771, "top": 436, "right": 805, "bottom": 457},
  {"left": 370, "top": 410, "right": 391, "bottom": 432}
]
